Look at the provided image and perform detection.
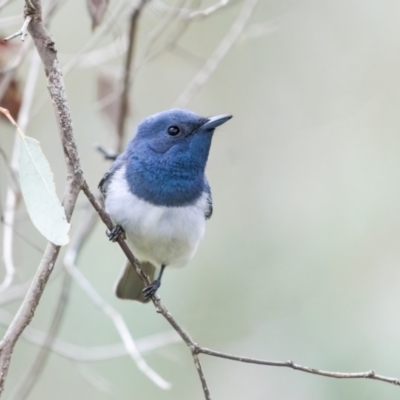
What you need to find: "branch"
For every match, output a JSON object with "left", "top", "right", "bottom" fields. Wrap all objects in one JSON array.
[
  {"left": 0, "top": 307, "right": 180, "bottom": 361},
  {"left": 81, "top": 181, "right": 212, "bottom": 398},
  {"left": 197, "top": 348, "right": 400, "bottom": 386},
  {"left": 0, "top": 0, "right": 83, "bottom": 394},
  {"left": 3, "top": 16, "right": 32, "bottom": 42},
  {"left": 187, "top": 0, "right": 230, "bottom": 19},
  {"left": 63, "top": 203, "right": 171, "bottom": 389},
  {"left": 176, "top": 0, "right": 259, "bottom": 107},
  {"left": 116, "top": 0, "right": 147, "bottom": 152}
]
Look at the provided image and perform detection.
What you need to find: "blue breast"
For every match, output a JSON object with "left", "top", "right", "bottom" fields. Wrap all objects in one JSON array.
[{"left": 125, "top": 132, "right": 212, "bottom": 207}]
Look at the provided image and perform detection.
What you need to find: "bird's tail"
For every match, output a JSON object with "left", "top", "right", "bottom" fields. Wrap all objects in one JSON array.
[{"left": 114, "top": 261, "right": 155, "bottom": 303}]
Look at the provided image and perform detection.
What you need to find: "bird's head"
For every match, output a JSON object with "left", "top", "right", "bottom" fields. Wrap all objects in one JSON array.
[
  {"left": 128, "top": 108, "right": 232, "bottom": 159},
  {"left": 125, "top": 109, "right": 232, "bottom": 206}
]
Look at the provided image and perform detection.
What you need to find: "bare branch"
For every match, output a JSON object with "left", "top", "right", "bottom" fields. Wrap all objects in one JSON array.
[
  {"left": 0, "top": 307, "right": 180, "bottom": 361},
  {"left": 116, "top": 0, "right": 148, "bottom": 152},
  {"left": 187, "top": 0, "right": 230, "bottom": 19},
  {"left": 3, "top": 16, "right": 32, "bottom": 42},
  {"left": 197, "top": 347, "right": 400, "bottom": 387},
  {"left": 176, "top": 0, "right": 259, "bottom": 107},
  {"left": 192, "top": 352, "right": 211, "bottom": 400}
]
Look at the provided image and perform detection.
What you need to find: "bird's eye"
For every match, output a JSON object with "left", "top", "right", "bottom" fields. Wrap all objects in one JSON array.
[{"left": 168, "top": 126, "right": 180, "bottom": 136}]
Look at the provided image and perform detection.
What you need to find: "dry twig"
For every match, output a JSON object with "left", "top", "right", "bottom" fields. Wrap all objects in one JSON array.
[{"left": 176, "top": 0, "right": 259, "bottom": 107}]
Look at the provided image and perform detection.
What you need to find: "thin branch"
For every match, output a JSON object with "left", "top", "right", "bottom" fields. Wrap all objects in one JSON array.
[
  {"left": 187, "top": 0, "right": 229, "bottom": 19},
  {"left": 0, "top": 0, "right": 16, "bottom": 11},
  {"left": 197, "top": 348, "right": 400, "bottom": 386},
  {"left": 81, "top": 181, "right": 212, "bottom": 397},
  {"left": 10, "top": 201, "right": 95, "bottom": 400},
  {"left": 192, "top": 353, "right": 211, "bottom": 400},
  {"left": 0, "top": 308, "right": 180, "bottom": 361},
  {"left": 176, "top": 0, "right": 259, "bottom": 107},
  {"left": 3, "top": 17, "right": 32, "bottom": 42},
  {"left": 116, "top": 0, "right": 148, "bottom": 152}
]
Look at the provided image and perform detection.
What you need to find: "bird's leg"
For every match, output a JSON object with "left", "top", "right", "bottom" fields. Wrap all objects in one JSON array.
[
  {"left": 142, "top": 264, "right": 166, "bottom": 299},
  {"left": 106, "top": 225, "right": 126, "bottom": 242}
]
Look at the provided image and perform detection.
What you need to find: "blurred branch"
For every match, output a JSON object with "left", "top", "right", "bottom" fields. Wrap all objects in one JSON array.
[
  {"left": 10, "top": 203, "right": 98, "bottom": 400},
  {"left": 0, "top": 307, "right": 180, "bottom": 360},
  {"left": 176, "top": 0, "right": 259, "bottom": 107},
  {"left": 64, "top": 220, "right": 171, "bottom": 389},
  {"left": 187, "top": 0, "right": 230, "bottom": 19},
  {"left": 0, "top": 0, "right": 16, "bottom": 10},
  {"left": 3, "top": 16, "right": 32, "bottom": 42},
  {"left": 116, "top": 0, "right": 148, "bottom": 152}
]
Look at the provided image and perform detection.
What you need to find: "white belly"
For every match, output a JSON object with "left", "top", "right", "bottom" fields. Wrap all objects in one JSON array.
[{"left": 104, "top": 167, "right": 207, "bottom": 268}]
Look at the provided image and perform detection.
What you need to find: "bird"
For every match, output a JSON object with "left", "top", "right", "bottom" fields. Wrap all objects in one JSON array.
[{"left": 99, "top": 108, "right": 232, "bottom": 303}]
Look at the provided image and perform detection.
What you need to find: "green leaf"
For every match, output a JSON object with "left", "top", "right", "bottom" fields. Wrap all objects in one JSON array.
[{"left": 19, "top": 136, "right": 70, "bottom": 246}]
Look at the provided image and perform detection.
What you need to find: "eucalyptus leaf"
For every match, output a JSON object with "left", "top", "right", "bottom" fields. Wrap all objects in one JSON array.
[{"left": 19, "top": 136, "right": 70, "bottom": 246}]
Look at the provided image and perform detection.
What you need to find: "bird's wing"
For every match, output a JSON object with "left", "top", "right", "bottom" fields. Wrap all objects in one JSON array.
[
  {"left": 98, "top": 152, "right": 127, "bottom": 198},
  {"left": 204, "top": 179, "right": 213, "bottom": 220}
]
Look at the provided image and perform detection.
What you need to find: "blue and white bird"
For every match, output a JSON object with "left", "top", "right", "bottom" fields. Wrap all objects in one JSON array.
[{"left": 99, "top": 109, "right": 232, "bottom": 302}]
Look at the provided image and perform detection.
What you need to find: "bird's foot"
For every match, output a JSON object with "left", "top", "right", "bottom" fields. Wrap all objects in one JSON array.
[
  {"left": 106, "top": 225, "right": 125, "bottom": 242},
  {"left": 142, "top": 279, "right": 161, "bottom": 300}
]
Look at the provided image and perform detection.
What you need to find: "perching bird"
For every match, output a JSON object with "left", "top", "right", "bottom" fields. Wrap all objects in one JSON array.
[{"left": 99, "top": 109, "right": 232, "bottom": 302}]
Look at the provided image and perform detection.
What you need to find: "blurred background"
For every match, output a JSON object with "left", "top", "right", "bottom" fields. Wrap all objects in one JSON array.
[{"left": 2, "top": 0, "right": 400, "bottom": 399}]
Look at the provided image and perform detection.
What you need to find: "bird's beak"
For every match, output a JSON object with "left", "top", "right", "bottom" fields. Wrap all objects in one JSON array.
[{"left": 201, "top": 114, "right": 232, "bottom": 130}]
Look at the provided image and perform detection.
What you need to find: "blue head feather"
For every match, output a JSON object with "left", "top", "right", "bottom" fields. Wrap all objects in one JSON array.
[{"left": 125, "top": 109, "right": 229, "bottom": 206}]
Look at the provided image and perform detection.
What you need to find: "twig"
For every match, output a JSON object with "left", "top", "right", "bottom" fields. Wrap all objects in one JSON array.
[
  {"left": 10, "top": 201, "right": 94, "bottom": 400},
  {"left": 81, "top": 162, "right": 400, "bottom": 397},
  {"left": 0, "top": 307, "right": 180, "bottom": 361},
  {"left": 116, "top": 0, "right": 148, "bottom": 152},
  {"left": 197, "top": 348, "right": 400, "bottom": 386},
  {"left": 187, "top": 0, "right": 229, "bottom": 19},
  {"left": 4, "top": 16, "right": 32, "bottom": 42},
  {"left": 193, "top": 353, "right": 211, "bottom": 400},
  {"left": 176, "top": 0, "right": 259, "bottom": 107}
]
